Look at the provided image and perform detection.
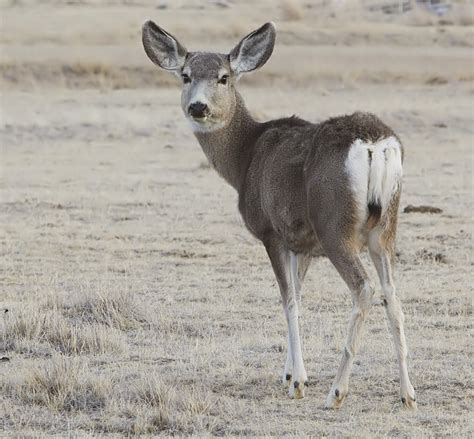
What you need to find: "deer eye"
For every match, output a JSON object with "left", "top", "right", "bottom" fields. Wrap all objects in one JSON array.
[
  {"left": 181, "top": 73, "right": 191, "bottom": 84},
  {"left": 218, "top": 74, "right": 229, "bottom": 85}
]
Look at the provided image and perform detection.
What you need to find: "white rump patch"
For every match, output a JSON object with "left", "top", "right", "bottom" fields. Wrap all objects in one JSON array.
[{"left": 345, "top": 136, "right": 403, "bottom": 226}]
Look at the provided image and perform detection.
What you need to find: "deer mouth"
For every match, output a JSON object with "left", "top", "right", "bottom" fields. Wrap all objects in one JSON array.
[{"left": 191, "top": 115, "right": 209, "bottom": 123}]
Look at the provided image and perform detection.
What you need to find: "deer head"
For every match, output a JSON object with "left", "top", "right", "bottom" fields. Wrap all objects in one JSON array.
[{"left": 142, "top": 21, "right": 276, "bottom": 133}]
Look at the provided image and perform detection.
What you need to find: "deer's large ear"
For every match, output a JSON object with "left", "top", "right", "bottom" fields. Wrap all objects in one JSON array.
[
  {"left": 229, "top": 22, "right": 276, "bottom": 77},
  {"left": 142, "top": 21, "right": 187, "bottom": 72}
]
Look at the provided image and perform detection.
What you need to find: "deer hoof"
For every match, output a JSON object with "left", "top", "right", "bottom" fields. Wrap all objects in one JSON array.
[
  {"left": 401, "top": 393, "right": 417, "bottom": 410},
  {"left": 289, "top": 380, "right": 306, "bottom": 399},
  {"left": 325, "top": 387, "right": 347, "bottom": 409}
]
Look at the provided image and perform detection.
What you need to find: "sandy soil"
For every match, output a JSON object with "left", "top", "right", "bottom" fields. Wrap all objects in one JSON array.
[{"left": 1, "top": 0, "right": 473, "bottom": 437}]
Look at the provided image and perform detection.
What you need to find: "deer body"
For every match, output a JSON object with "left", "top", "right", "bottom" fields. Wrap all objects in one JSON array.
[{"left": 142, "top": 21, "right": 416, "bottom": 409}]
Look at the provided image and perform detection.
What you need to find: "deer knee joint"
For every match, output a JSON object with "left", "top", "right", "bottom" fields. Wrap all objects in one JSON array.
[
  {"left": 362, "top": 281, "right": 375, "bottom": 299},
  {"left": 352, "top": 282, "right": 374, "bottom": 314}
]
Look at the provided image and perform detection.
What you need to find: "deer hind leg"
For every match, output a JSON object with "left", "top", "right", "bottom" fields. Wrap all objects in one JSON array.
[
  {"left": 296, "top": 253, "right": 312, "bottom": 300},
  {"left": 307, "top": 182, "right": 374, "bottom": 408},
  {"left": 321, "top": 244, "right": 375, "bottom": 409},
  {"left": 265, "top": 238, "right": 308, "bottom": 398},
  {"left": 368, "top": 207, "right": 417, "bottom": 409}
]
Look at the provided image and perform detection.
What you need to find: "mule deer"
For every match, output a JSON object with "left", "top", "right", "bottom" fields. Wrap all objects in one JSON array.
[{"left": 142, "top": 21, "right": 416, "bottom": 409}]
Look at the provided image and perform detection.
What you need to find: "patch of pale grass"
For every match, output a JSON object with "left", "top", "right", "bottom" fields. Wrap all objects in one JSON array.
[
  {"left": 0, "top": 62, "right": 177, "bottom": 91},
  {"left": 155, "top": 311, "right": 208, "bottom": 339},
  {"left": 122, "top": 373, "right": 216, "bottom": 435},
  {"left": 5, "top": 356, "right": 111, "bottom": 412},
  {"left": 2, "top": 308, "right": 126, "bottom": 355},
  {"left": 280, "top": 0, "right": 304, "bottom": 21},
  {"left": 51, "top": 289, "right": 149, "bottom": 331}
]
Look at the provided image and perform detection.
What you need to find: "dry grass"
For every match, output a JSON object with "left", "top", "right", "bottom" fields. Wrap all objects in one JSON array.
[
  {"left": 55, "top": 289, "right": 149, "bottom": 331},
  {"left": 1, "top": 288, "right": 149, "bottom": 356},
  {"left": 123, "top": 374, "right": 217, "bottom": 435},
  {"left": 2, "top": 308, "right": 126, "bottom": 355},
  {"left": 0, "top": 62, "right": 178, "bottom": 91},
  {"left": 5, "top": 356, "right": 110, "bottom": 412},
  {"left": 2, "top": 49, "right": 472, "bottom": 91},
  {"left": 280, "top": 0, "right": 304, "bottom": 21},
  {"left": 2, "top": 355, "right": 220, "bottom": 435},
  {"left": 1, "top": 0, "right": 473, "bottom": 437}
]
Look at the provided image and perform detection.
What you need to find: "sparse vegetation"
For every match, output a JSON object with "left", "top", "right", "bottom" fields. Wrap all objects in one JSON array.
[
  {"left": 1, "top": 290, "right": 145, "bottom": 355},
  {"left": 2, "top": 308, "right": 126, "bottom": 355},
  {"left": 124, "top": 374, "right": 216, "bottom": 434},
  {"left": 5, "top": 356, "right": 110, "bottom": 412},
  {"left": 57, "top": 289, "right": 149, "bottom": 331},
  {"left": 1, "top": 0, "right": 472, "bottom": 437}
]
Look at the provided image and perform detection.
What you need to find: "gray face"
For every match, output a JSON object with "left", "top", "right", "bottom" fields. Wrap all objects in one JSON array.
[
  {"left": 180, "top": 52, "right": 237, "bottom": 133},
  {"left": 142, "top": 21, "right": 276, "bottom": 133}
]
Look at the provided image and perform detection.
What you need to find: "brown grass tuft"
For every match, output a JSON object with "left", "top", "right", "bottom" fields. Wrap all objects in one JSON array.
[
  {"left": 123, "top": 374, "right": 216, "bottom": 435},
  {"left": 2, "top": 308, "right": 126, "bottom": 355},
  {"left": 57, "top": 289, "right": 149, "bottom": 331},
  {"left": 6, "top": 356, "right": 111, "bottom": 412}
]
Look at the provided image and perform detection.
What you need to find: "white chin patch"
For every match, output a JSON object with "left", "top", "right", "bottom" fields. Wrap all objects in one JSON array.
[{"left": 187, "top": 117, "right": 225, "bottom": 133}]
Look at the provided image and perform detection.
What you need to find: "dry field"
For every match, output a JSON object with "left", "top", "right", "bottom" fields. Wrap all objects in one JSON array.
[{"left": 1, "top": 0, "right": 473, "bottom": 437}]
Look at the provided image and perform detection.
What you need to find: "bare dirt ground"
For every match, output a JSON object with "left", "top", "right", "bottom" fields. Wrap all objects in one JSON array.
[{"left": 1, "top": 0, "right": 473, "bottom": 437}]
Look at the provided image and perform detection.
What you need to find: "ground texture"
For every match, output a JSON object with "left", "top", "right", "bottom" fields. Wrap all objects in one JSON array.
[{"left": 1, "top": 1, "right": 473, "bottom": 437}]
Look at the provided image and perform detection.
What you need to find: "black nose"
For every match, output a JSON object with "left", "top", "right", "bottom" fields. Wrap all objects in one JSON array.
[{"left": 188, "top": 102, "right": 208, "bottom": 118}]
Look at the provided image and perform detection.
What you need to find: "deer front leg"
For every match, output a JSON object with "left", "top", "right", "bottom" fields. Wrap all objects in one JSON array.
[{"left": 265, "top": 239, "right": 308, "bottom": 398}]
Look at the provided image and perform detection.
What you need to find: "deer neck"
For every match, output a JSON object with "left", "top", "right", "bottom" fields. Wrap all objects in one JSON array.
[{"left": 193, "top": 91, "right": 261, "bottom": 191}]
